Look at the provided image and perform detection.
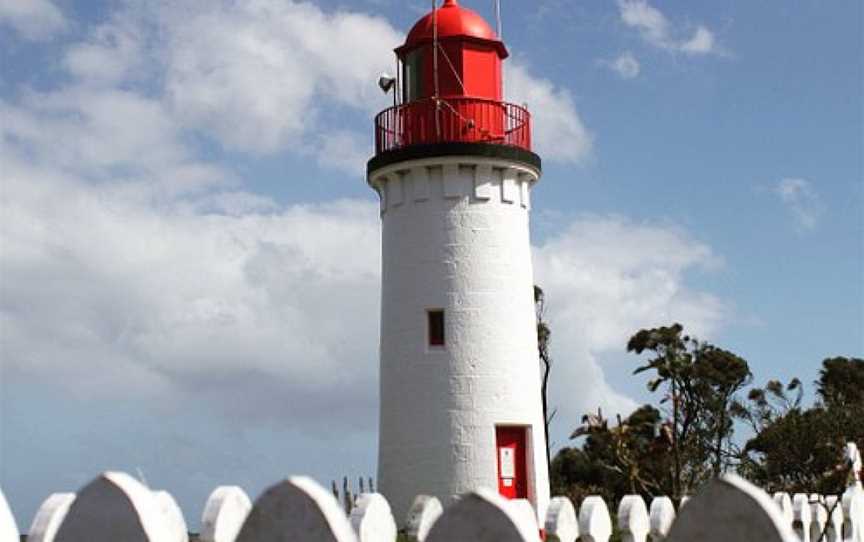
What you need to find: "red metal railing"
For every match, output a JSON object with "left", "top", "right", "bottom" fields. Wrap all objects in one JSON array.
[{"left": 374, "top": 98, "right": 531, "bottom": 155}]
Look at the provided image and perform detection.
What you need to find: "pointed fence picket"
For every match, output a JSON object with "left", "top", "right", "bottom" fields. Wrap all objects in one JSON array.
[
  {"left": 7, "top": 452, "right": 862, "bottom": 542},
  {"left": 618, "top": 495, "right": 650, "bottom": 542}
]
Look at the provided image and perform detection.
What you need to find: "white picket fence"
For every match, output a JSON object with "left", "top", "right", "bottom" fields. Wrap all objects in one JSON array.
[
  {"left": 1, "top": 475, "right": 861, "bottom": 542},
  {"left": 1, "top": 444, "right": 862, "bottom": 542}
]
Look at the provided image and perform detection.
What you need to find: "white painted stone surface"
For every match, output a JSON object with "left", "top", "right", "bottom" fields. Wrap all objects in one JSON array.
[
  {"left": 543, "top": 496, "right": 578, "bottom": 542},
  {"left": 371, "top": 156, "right": 548, "bottom": 524},
  {"left": 665, "top": 474, "right": 798, "bottom": 542},
  {"left": 618, "top": 495, "right": 650, "bottom": 542},
  {"left": 773, "top": 493, "right": 794, "bottom": 526},
  {"left": 0, "top": 487, "right": 19, "bottom": 542},
  {"left": 793, "top": 492, "right": 813, "bottom": 542},
  {"left": 648, "top": 496, "right": 675, "bottom": 541},
  {"left": 506, "top": 499, "right": 539, "bottom": 533},
  {"left": 54, "top": 471, "right": 170, "bottom": 542},
  {"left": 349, "top": 493, "right": 397, "bottom": 542},
  {"left": 849, "top": 443, "right": 863, "bottom": 489},
  {"left": 404, "top": 495, "right": 443, "bottom": 542},
  {"left": 578, "top": 496, "right": 612, "bottom": 542},
  {"left": 824, "top": 495, "right": 844, "bottom": 542},
  {"left": 200, "top": 486, "right": 252, "bottom": 542},
  {"left": 154, "top": 490, "right": 188, "bottom": 542},
  {"left": 810, "top": 494, "right": 828, "bottom": 542},
  {"left": 843, "top": 487, "right": 864, "bottom": 542},
  {"left": 235, "top": 476, "right": 357, "bottom": 542},
  {"left": 425, "top": 488, "right": 540, "bottom": 542},
  {"left": 27, "top": 493, "right": 75, "bottom": 542}
]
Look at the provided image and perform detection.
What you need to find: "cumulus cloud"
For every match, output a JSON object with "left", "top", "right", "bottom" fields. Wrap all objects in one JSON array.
[
  {"left": 604, "top": 51, "right": 641, "bottom": 79},
  {"left": 1, "top": 166, "right": 727, "bottom": 438},
  {"left": 62, "top": 9, "right": 152, "bottom": 86},
  {"left": 158, "top": 0, "right": 401, "bottom": 156},
  {"left": 774, "top": 178, "right": 824, "bottom": 230},
  {"left": 506, "top": 63, "right": 594, "bottom": 164},
  {"left": 618, "top": 0, "right": 719, "bottom": 56},
  {"left": 1, "top": 154, "right": 382, "bottom": 427},
  {"left": 0, "top": 0, "right": 736, "bottom": 502},
  {"left": 533, "top": 216, "right": 727, "bottom": 432},
  {"left": 0, "top": 0, "right": 66, "bottom": 40}
]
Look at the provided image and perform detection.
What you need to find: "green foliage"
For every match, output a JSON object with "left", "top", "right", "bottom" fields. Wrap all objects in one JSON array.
[
  {"left": 818, "top": 357, "right": 864, "bottom": 408},
  {"left": 736, "top": 357, "right": 864, "bottom": 494},
  {"left": 552, "top": 405, "right": 674, "bottom": 505},
  {"left": 625, "top": 324, "right": 751, "bottom": 496},
  {"left": 550, "top": 312, "right": 860, "bottom": 509}
]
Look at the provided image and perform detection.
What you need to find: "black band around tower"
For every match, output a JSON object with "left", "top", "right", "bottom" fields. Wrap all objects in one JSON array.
[{"left": 367, "top": 142, "right": 542, "bottom": 176}]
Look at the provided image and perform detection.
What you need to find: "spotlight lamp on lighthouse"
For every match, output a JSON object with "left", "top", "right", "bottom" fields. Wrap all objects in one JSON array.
[{"left": 367, "top": 0, "right": 550, "bottom": 524}]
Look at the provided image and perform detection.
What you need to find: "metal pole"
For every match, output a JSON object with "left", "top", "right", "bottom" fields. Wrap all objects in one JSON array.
[
  {"left": 495, "top": 0, "right": 502, "bottom": 39},
  {"left": 433, "top": 0, "right": 441, "bottom": 139}
]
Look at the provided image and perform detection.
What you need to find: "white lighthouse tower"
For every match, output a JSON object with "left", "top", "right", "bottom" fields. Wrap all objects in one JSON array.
[{"left": 368, "top": 0, "right": 550, "bottom": 523}]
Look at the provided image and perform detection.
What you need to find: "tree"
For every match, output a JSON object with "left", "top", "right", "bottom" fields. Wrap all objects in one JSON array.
[
  {"left": 627, "top": 324, "right": 751, "bottom": 496},
  {"left": 535, "top": 285, "right": 556, "bottom": 472},
  {"left": 691, "top": 345, "right": 752, "bottom": 476},
  {"left": 551, "top": 405, "right": 673, "bottom": 503},
  {"left": 627, "top": 323, "right": 698, "bottom": 498},
  {"left": 735, "top": 358, "right": 864, "bottom": 494},
  {"left": 817, "top": 357, "right": 864, "bottom": 409}
]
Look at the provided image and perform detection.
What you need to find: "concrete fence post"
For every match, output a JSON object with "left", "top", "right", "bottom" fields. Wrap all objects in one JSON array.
[
  {"left": 794, "top": 493, "right": 813, "bottom": 542},
  {"left": 54, "top": 471, "right": 171, "bottom": 542},
  {"left": 349, "top": 493, "right": 397, "bottom": 542},
  {"left": 648, "top": 496, "right": 675, "bottom": 541},
  {"left": 824, "top": 495, "right": 844, "bottom": 542},
  {"left": 404, "top": 495, "right": 443, "bottom": 542},
  {"left": 618, "top": 495, "right": 650, "bottom": 542},
  {"left": 842, "top": 487, "right": 863, "bottom": 542},
  {"left": 425, "top": 488, "right": 540, "bottom": 542},
  {"left": 810, "top": 494, "right": 828, "bottom": 542},
  {"left": 236, "top": 476, "right": 358, "bottom": 542},
  {"left": 543, "top": 496, "right": 578, "bottom": 542},
  {"left": 773, "top": 493, "right": 794, "bottom": 530},
  {"left": 847, "top": 443, "right": 862, "bottom": 490},
  {"left": 27, "top": 493, "right": 75, "bottom": 542},
  {"left": 153, "top": 490, "right": 188, "bottom": 542},
  {"left": 665, "top": 474, "right": 798, "bottom": 542},
  {"left": 0, "top": 487, "right": 19, "bottom": 542},
  {"left": 578, "top": 496, "right": 612, "bottom": 542},
  {"left": 200, "top": 486, "right": 252, "bottom": 542}
]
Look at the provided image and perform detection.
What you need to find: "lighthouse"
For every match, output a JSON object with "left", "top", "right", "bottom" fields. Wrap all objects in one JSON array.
[{"left": 368, "top": 0, "right": 550, "bottom": 523}]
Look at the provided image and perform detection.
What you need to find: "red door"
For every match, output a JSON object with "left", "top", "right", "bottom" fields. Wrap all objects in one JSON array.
[{"left": 496, "top": 426, "right": 528, "bottom": 500}]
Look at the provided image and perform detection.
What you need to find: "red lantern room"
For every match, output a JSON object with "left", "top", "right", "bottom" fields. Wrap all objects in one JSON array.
[
  {"left": 371, "top": 0, "right": 534, "bottom": 167},
  {"left": 397, "top": 0, "right": 507, "bottom": 102}
]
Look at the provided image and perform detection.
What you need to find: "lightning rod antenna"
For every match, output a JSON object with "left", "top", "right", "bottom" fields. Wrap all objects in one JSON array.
[{"left": 495, "top": 0, "right": 502, "bottom": 39}]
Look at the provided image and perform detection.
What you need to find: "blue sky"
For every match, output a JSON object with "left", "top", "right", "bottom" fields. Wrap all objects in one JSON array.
[{"left": 0, "top": 0, "right": 861, "bottom": 531}]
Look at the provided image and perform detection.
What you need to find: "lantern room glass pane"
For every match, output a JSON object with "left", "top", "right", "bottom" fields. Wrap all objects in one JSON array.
[{"left": 403, "top": 49, "right": 424, "bottom": 102}]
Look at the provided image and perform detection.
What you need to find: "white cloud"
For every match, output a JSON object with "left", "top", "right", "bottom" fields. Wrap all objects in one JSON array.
[
  {"left": 0, "top": 155, "right": 382, "bottom": 426},
  {"left": 0, "top": 0, "right": 66, "bottom": 40},
  {"left": 158, "top": 0, "right": 400, "bottom": 158},
  {"left": 62, "top": 9, "right": 151, "bottom": 86},
  {"left": 606, "top": 51, "right": 641, "bottom": 79},
  {"left": 506, "top": 63, "right": 594, "bottom": 164},
  {"left": 618, "top": 0, "right": 719, "bottom": 56},
  {"left": 0, "top": 0, "right": 694, "bottom": 448},
  {"left": 534, "top": 216, "right": 727, "bottom": 433},
  {"left": 681, "top": 26, "right": 716, "bottom": 55},
  {"left": 774, "top": 178, "right": 824, "bottom": 230},
  {"left": 1, "top": 157, "right": 729, "bottom": 437}
]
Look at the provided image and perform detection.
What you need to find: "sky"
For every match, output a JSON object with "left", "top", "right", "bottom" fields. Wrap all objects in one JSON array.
[{"left": 0, "top": 0, "right": 862, "bottom": 531}]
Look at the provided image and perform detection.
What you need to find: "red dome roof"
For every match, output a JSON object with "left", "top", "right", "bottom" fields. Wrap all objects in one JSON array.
[{"left": 400, "top": 0, "right": 508, "bottom": 57}]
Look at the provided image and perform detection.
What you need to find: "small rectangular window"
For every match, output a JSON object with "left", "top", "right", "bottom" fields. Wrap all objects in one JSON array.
[{"left": 428, "top": 309, "right": 445, "bottom": 347}]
